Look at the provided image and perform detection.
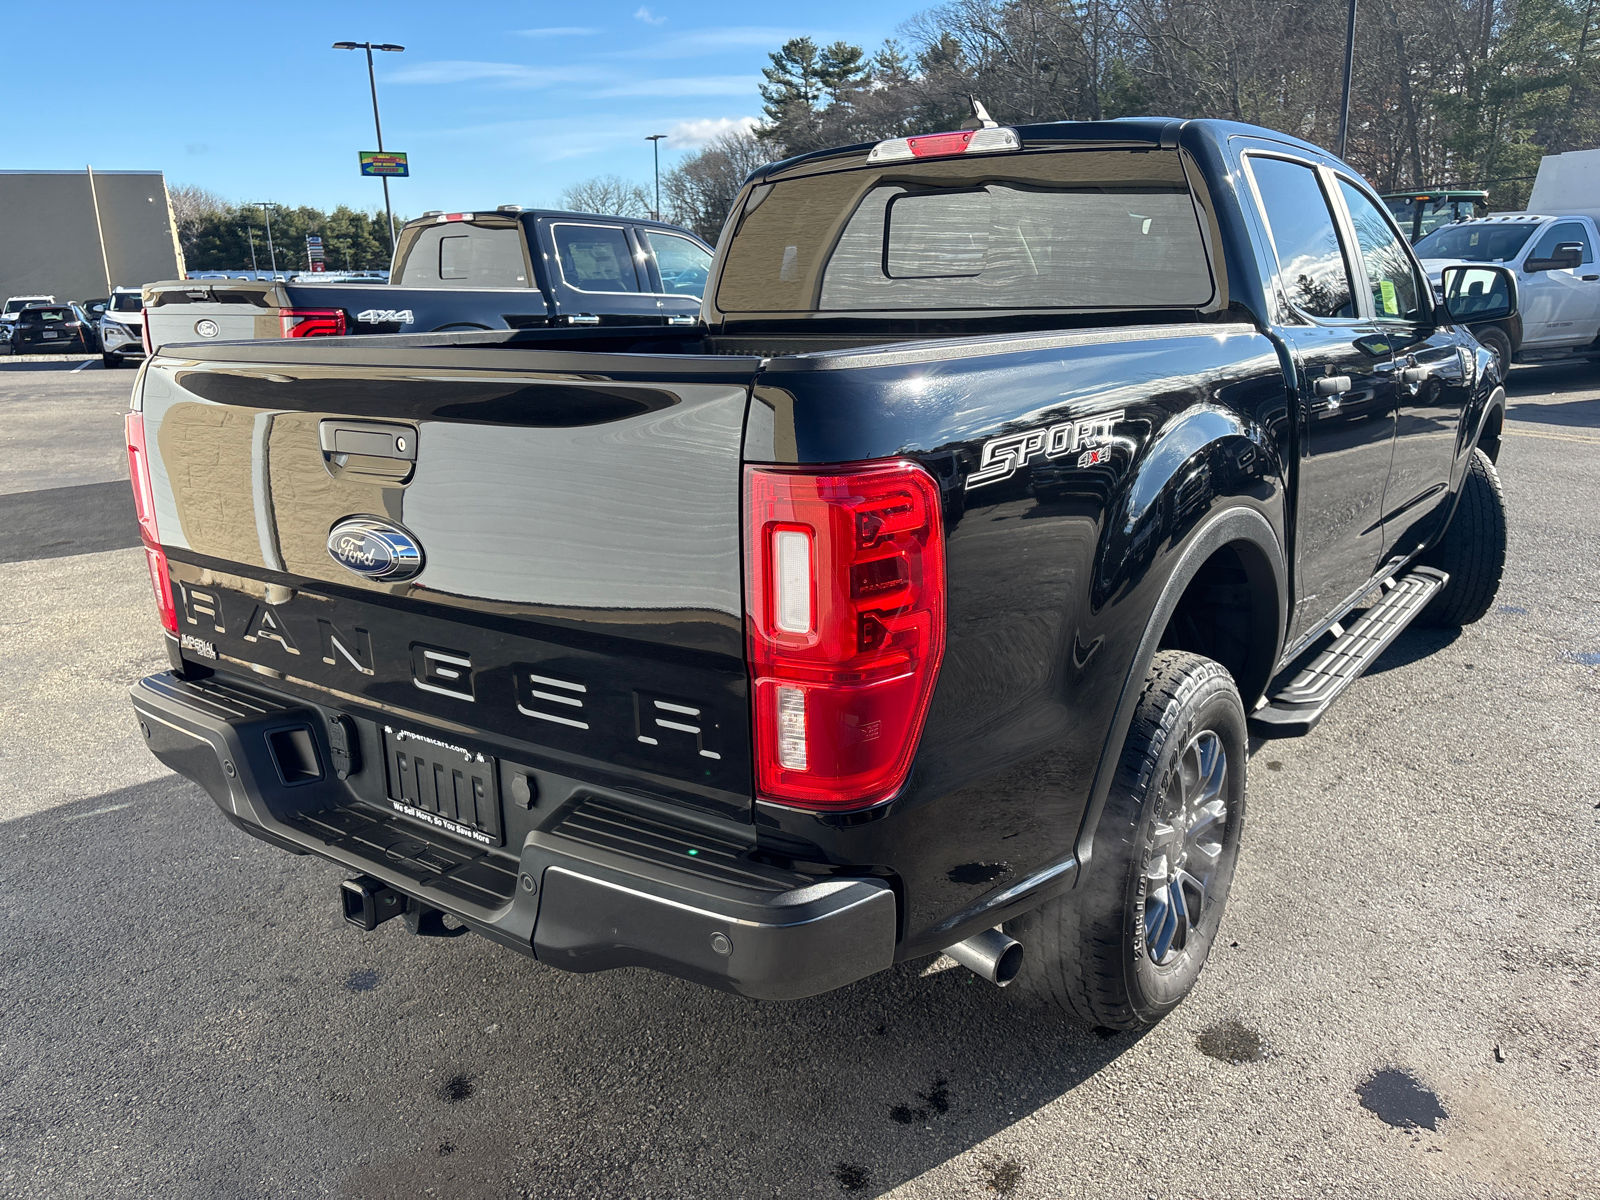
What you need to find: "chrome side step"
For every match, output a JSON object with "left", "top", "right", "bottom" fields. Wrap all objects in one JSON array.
[{"left": 1249, "top": 567, "right": 1448, "bottom": 739}]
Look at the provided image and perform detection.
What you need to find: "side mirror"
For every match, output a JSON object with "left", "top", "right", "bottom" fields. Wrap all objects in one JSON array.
[
  {"left": 1440, "top": 264, "right": 1517, "bottom": 325},
  {"left": 1525, "top": 242, "right": 1584, "bottom": 272}
]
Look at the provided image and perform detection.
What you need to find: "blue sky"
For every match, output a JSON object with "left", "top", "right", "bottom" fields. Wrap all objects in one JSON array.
[{"left": 3, "top": 1, "right": 915, "bottom": 215}]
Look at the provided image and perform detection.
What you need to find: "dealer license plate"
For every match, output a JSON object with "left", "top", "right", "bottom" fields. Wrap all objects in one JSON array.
[{"left": 381, "top": 725, "right": 503, "bottom": 847}]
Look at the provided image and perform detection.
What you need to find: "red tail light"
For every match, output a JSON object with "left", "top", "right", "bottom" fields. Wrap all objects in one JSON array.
[
  {"left": 125, "top": 411, "right": 177, "bottom": 634},
  {"left": 745, "top": 460, "right": 946, "bottom": 810},
  {"left": 280, "top": 308, "right": 348, "bottom": 338},
  {"left": 140, "top": 309, "right": 153, "bottom": 356}
]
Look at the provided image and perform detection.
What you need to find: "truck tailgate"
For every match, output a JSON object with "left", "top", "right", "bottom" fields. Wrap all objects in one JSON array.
[{"left": 138, "top": 344, "right": 761, "bottom": 821}]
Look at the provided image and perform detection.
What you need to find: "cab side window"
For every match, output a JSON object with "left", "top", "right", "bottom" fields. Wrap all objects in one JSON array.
[
  {"left": 1338, "top": 180, "right": 1427, "bottom": 321},
  {"left": 552, "top": 224, "right": 641, "bottom": 293},
  {"left": 1247, "top": 156, "right": 1357, "bottom": 320},
  {"left": 1530, "top": 221, "right": 1593, "bottom": 263}
]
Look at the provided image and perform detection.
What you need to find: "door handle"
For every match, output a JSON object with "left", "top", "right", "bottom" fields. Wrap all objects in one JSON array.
[
  {"left": 1399, "top": 366, "right": 1427, "bottom": 384},
  {"left": 1584, "top": 274, "right": 1599, "bottom": 281},
  {"left": 1312, "top": 375, "right": 1352, "bottom": 396}
]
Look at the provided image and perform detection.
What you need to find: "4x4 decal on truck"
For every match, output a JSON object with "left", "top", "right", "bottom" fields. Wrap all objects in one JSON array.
[
  {"left": 355, "top": 308, "right": 415, "bottom": 324},
  {"left": 967, "top": 410, "right": 1125, "bottom": 490}
]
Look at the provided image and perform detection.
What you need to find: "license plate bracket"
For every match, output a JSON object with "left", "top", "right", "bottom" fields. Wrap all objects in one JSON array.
[{"left": 382, "top": 726, "right": 503, "bottom": 847}]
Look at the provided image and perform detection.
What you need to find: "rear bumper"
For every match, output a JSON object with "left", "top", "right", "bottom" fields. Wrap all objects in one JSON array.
[{"left": 129, "top": 671, "right": 896, "bottom": 1000}]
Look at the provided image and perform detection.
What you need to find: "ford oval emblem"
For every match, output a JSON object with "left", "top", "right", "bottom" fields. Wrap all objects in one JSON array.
[
  {"left": 326, "top": 517, "right": 424, "bottom": 582},
  {"left": 194, "top": 318, "right": 219, "bottom": 338}
]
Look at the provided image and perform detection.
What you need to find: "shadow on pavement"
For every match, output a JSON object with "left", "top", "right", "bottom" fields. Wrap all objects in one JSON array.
[
  {"left": 1503, "top": 362, "right": 1600, "bottom": 430},
  {"left": 0, "top": 776, "right": 1141, "bottom": 1199}
]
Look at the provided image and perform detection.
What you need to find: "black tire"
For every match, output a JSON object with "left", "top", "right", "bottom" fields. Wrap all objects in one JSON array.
[
  {"left": 1418, "top": 448, "right": 1507, "bottom": 627},
  {"left": 1475, "top": 327, "right": 1512, "bottom": 383},
  {"left": 102, "top": 352, "right": 121, "bottom": 369},
  {"left": 1006, "top": 651, "right": 1246, "bottom": 1030}
]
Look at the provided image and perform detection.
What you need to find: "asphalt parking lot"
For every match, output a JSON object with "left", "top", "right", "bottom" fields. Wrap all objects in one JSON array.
[{"left": 0, "top": 354, "right": 1596, "bottom": 1200}]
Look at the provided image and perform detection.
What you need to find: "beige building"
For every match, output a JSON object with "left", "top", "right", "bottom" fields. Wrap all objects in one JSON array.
[{"left": 0, "top": 169, "right": 184, "bottom": 301}]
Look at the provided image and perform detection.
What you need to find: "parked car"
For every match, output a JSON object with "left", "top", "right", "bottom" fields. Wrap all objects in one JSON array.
[
  {"left": 1381, "top": 189, "right": 1489, "bottom": 242},
  {"left": 2, "top": 294, "right": 55, "bottom": 319},
  {"left": 141, "top": 210, "right": 712, "bottom": 351},
  {"left": 99, "top": 287, "right": 147, "bottom": 368},
  {"left": 1414, "top": 213, "right": 1600, "bottom": 377},
  {"left": 126, "top": 116, "right": 1511, "bottom": 1027},
  {"left": 8, "top": 303, "right": 88, "bottom": 353},
  {"left": 70, "top": 303, "right": 103, "bottom": 352}
]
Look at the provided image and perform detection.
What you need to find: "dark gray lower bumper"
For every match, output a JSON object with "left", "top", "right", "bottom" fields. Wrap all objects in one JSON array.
[{"left": 129, "top": 671, "right": 896, "bottom": 1000}]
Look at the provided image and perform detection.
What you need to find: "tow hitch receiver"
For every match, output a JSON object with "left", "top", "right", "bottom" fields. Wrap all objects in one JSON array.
[
  {"left": 341, "top": 876, "right": 471, "bottom": 938},
  {"left": 341, "top": 875, "right": 406, "bottom": 931}
]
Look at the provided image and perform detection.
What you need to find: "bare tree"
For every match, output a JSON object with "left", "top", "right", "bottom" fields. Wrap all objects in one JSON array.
[
  {"left": 559, "top": 175, "right": 653, "bottom": 218},
  {"left": 167, "top": 184, "right": 229, "bottom": 262},
  {"left": 661, "top": 129, "right": 774, "bottom": 242}
]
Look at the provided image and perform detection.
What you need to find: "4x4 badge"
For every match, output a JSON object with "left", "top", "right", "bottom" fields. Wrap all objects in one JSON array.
[{"left": 327, "top": 516, "right": 425, "bottom": 582}]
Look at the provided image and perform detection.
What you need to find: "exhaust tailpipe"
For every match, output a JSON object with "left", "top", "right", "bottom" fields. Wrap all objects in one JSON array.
[{"left": 944, "top": 928, "right": 1024, "bottom": 987}]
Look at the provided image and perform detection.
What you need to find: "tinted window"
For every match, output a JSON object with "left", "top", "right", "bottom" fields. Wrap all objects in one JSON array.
[
  {"left": 717, "top": 149, "right": 1214, "bottom": 313},
  {"left": 1339, "top": 180, "right": 1426, "bottom": 321},
  {"left": 643, "top": 231, "right": 712, "bottom": 297},
  {"left": 396, "top": 221, "right": 528, "bottom": 288},
  {"left": 22, "top": 308, "right": 69, "bottom": 323},
  {"left": 111, "top": 293, "right": 143, "bottom": 312},
  {"left": 1413, "top": 222, "right": 1537, "bottom": 263},
  {"left": 1248, "top": 157, "right": 1355, "bottom": 319},
  {"left": 553, "top": 224, "right": 640, "bottom": 293},
  {"left": 1530, "top": 220, "right": 1592, "bottom": 263}
]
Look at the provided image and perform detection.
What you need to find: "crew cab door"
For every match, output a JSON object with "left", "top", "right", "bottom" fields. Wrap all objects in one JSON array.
[
  {"left": 1333, "top": 176, "right": 1471, "bottom": 563},
  {"left": 1518, "top": 220, "right": 1600, "bottom": 348},
  {"left": 536, "top": 219, "right": 667, "bottom": 325},
  {"left": 1243, "top": 152, "right": 1398, "bottom": 640}
]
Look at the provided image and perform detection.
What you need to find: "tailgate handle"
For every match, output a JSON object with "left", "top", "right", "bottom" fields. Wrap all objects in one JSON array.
[{"left": 319, "top": 420, "right": 417, "bottom": 462}]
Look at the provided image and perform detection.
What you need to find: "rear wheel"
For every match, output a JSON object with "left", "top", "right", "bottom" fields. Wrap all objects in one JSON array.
[
  {"left": 1419, "top": 448, "right": 1507, "bottom": 627},
  {"left": 1007, "top": 651, "right": 1246, "bottom": 1029},
  {"left": 1475, "top": 327, "right": 1512, "bottom": 383}
]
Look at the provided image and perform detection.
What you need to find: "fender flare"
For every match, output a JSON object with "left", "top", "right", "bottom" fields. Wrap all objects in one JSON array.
[{"left": 1071, "top": 505, "right": 1286, "bottom": 873}]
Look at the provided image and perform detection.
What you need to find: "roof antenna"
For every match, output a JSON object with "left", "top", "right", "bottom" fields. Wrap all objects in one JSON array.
[{"left": 963, "top": 96, "right": 999, "bottom": 131}]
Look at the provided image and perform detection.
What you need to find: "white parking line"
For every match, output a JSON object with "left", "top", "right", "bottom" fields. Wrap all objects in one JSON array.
[{"left": 70, "top": 359, "right": 93, "bottom": 372}]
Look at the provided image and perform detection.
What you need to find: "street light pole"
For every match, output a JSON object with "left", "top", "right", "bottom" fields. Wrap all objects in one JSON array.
[
  {"left": 1337, "top": 0, "right": 1358, "bottom": 160},
  {"left": 246, "top": 225, "right": 259, "bottom": 276},
  {"left": 646, "top": 134, "right": 667, "bottom": 220},
  {"left": 334, "top": 41, "right": 405, "bottom": 254},
  {"left": 252, "top": 203, "right": 279, "bottom": 278}
]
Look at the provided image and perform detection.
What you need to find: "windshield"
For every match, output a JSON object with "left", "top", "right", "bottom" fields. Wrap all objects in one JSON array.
[
  {"left": 717, "top": 148, "right": 1215, "bottom": 313},
  {"left": 1414, "top": 223, "right": 1538, "bottom": 262},
  {"left": 110, "top": 293, "right": 143, "bottom": 312}
]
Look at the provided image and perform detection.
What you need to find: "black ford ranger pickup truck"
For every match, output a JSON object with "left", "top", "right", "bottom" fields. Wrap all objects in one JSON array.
[
  {"left": 141, "top": 209, "right": 713, "bottom": 351},
  {"left": 126, "top": 117, "right": 1513, "bottom": 1028}
]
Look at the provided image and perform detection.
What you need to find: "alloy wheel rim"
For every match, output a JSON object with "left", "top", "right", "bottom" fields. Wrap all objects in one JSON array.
[{"left": 1143, "top": 729, "right": 1228, "bottom": 967}]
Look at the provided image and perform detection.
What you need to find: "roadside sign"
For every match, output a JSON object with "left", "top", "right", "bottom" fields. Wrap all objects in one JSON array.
[
  {"left": 306, "top": 234, "right": 325, "bottom": 265},
  {"left": 360, "top": 151, "right": 409, "bottom": 178}
]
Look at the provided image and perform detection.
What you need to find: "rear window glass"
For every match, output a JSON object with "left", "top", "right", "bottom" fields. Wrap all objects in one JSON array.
[
  {"left": 22, "top": 307, "right": 69, "bottom": 323},
  {"left": 717, "top": 149, "right": 1215, "bottom": 313},
  {"left": 396, "top": 221, "right": 528, "bottom": 288},
  {"left": 553, "top": 224, "right": 641, "bottom": 293}
]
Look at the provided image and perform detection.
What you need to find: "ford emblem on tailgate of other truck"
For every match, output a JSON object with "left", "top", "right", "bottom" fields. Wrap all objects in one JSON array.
[
  {"left": 326, "top": 517, "right": 424, "bottom": 582},
  {"left": 194, "top": 319, "right": 219, "bottom": 338}
]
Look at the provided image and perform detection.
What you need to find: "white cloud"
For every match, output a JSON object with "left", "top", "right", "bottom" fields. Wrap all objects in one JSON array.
[
  {"left": 590, "top": 75, "right": 761, "bottom": 98},
  {"left": 516, "top": 27, "right": 601, "bottom": 36},
  {"left": 666, "top": 116, "right": 760, "bottom": 148},
  {"left": 386, "top": 60, "right": 594, "bottom": 87},
  {"left": 634, "top": 6, "right": 668, "bottom": 24},
  {"left": 615, "top": 26, "right": 800, "bottom": 58}
]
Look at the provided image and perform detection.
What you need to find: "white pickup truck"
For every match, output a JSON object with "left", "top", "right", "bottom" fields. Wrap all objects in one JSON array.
[{"left": 1415, "top": 213, "right": 1600, "bottom": 377}]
